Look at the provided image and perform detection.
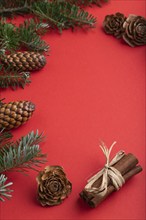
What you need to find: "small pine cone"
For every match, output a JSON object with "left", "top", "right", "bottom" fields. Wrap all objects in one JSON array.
[
  {"left": 103, "top": 12, "right": 126, "bottom": 38},
  {"left": 122, "top": 15, "right": 146, "bottom": 47},
  {"left": 1, "top": 51, "right": 46, "bottom": 72},
  {"left": 36, "top": 166, "right": 72, "bottom": 206},
  {"left": 0, "top": 100, "right": 35, "bottom": 130}
]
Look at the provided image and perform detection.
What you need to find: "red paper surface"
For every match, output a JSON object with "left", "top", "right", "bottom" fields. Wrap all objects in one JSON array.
[{"left": 0, "top": 1, "right": 145, "bottom": 219}]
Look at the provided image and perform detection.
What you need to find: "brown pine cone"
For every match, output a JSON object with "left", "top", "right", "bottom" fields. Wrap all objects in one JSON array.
[
  {"left": 1, "top": 51, "right": 46, "bottom": 72},
  {"left": 36, "top": 165, "right": 72, "bottom": 206},
  {"left": 122, "top": 15, "right": 146, "bottom": 47},
  {"left": 103, "top": 12, "right": 126, "bottom": 38},
  {"left": 0, "top": 100, "right": 35, "bottom": 130}
]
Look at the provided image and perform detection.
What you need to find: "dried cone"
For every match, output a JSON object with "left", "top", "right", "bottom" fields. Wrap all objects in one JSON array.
[
  {"left": 1, "top": 51, "right": 46, "bottom": 72},
  {"left": 0, "top": 100, "right": 35, "bottom": 130},
  {"left": 103, "top": 12, "right": 126, "bottom": 38},
  {"left": 36, "top": 166, "right": 72, "bottom": 206},
  {"left": 122, "top": 15, "right": 146, "bottom": 47}
]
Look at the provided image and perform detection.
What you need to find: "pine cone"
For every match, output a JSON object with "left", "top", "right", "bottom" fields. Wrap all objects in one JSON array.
[
  {"left": 1, "top": 51, "right": 46, "bottom": 72},
  {"left": 36, "top": 166, "right": 72, "bottom": 206},
  {"left": 122, "top": 15, "right": 146, "bottom": 47},
  {"left": 103, "top": 12, "right": 126, "bottom": 38},
  {"left": 0, "top": 100, "right": 35, "bottom": 130}
]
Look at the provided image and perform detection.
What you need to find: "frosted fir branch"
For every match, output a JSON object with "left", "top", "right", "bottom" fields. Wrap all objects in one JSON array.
[
  {"left": 0, "top": 174, "right": 13, "bottom": 202},
  {"left": 0, "top": 130, "right": 47, "bottom": 173}
]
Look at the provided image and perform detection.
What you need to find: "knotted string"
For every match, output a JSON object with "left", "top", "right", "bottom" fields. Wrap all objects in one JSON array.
[{"left": 85, "top": 141, "right": 125, "bottom": 197}]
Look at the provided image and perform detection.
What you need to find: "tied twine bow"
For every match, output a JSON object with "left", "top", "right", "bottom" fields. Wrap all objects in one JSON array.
[{"left": 85, "top": 141, "right": 125, "bottom": 197}]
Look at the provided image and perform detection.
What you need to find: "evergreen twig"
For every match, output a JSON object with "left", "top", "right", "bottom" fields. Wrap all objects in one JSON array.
[
  {"left": 0, "top": 64, "right": 31, "bottom": 89},
  {"left": 0, "top": 0, "right": 108, "bottom": 18},
  {"left": 0, "top": 19, "right": 20, "bottom": 53},
  {"left": 0, "top": 18, "right": 49, "bottom": 53},
  {"left": 0, "top": 131, "right": 13, "bottom": 146},
  {"left": 0, "top": 174, "right": 13, "bottom": 202},
  {"left": 32, "top": 2, "right": 97, "bottom": 32},
  {"left": 0, "top": 2, "right": 97, "bottom": 32},
  {"left": 0, "top": 72, "right": 31, "bottom": 89},
  {"left": 0, "top": 130, "right": 47, "bottom": 173},
  {"left": 0, "top": 0, "right": 47, "bottom": 17},
  {"left": 18, "top": 19, "right": 49, "bottom": 52},
  {"left": 51, "top": 0, "right": 107, "bottom": 7}
]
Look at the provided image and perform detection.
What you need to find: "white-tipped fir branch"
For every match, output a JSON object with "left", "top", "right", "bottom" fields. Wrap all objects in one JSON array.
[
  {"left": 0, "top": 174, "right": 13, "bottom": 202},
  {"left": 0, "top": 130, "right": 47, "bottom": 173},
  {"left": 0, "top": 130, "right": 47, "bottom": 201}
]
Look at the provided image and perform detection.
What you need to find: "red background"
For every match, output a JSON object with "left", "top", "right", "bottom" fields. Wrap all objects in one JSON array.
[{"left": 0, "top": 1, "right": 145, "bottom": 219}]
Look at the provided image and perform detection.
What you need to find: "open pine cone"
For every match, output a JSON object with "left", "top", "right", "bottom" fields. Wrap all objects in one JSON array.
[
  {"left": 36, "top": 166, "right": 72, "bottom": 206},
  {"left": 122, "top": 15, "right": 146, "bottom": 47},
  {"left": 103, "top": 12, "right": 126, "bottom": 38}
]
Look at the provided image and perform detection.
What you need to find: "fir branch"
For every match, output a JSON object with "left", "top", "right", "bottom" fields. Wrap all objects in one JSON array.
[
  {"left": 0, "top": 71, "right": 31, "bottom": 90},
  {"left": 20, "top": 18, "right": 50, "bottom": 35},
  {"left": 0, "top": 0, "right": 47, "bottom": 17},
  {"left": 0, "top": 0, "right": 108, "bottom": 17},
  {"left": 0, "top": 130, "right": 47, "bottom": 173},
  {"left": 0, "top": 6, "right": 30, "bottom": 18},
  {"left": 51, "top": 0, "right": 108, "bottom": 7},
  {"left": 32, "top": 2, "right": 97, "bottom": 31},
  {"left": 0, "top": 18, "right": 49, "bottom": 53},
  {"left": 0, "top": 19, "right": 20, "bottom": 53},
  {"left": 0, "top": 131, "right": 13, "bottom": 146},
  {"left": 31, "top": 2, "right": 65, "bottom": 31},
  {"left": 61, "top": 4, "right": 97, "bottom": 28},
  {"left": 0, "top": 174, "right": 13, "bottom": 202},
  {"left": 18, "top": 19, "right": 49, "bottom": 52}
]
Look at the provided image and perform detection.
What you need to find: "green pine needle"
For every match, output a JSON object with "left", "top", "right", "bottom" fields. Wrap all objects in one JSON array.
[
  {"left": 0, "top": 19, "right": 20, "bottom": 53},
  {"left": 56, "top": 0, "right": 108, "bottom": 7},
  {"left": 32, "top": 2, "right": 97, "bottom": 32},
  {"left": 0, "top": 131, "right": 13, "bottom": 146},
  {"left": 0, "top": 18, "right": 49, "bottom": 53},
  {"left": 0, "top": 174, "right": 13, "bottom": 202},
  {"left": 0, "top": 2, "right": 97, "bottom": 52},
  {"left": 0, "top": 0, "right": 47, "bottom": 17},
  {"left": 0, "top": 70, "right": 31, "bottom": 90},
  {"left": 0, "top": 130, "right": 47, "bottom": 173},
  {"left": 18, "top": 19, "right": 49, "bottom": 52},
  {"left": 0, "top": 0, "right": 108, "bottom": 17}
]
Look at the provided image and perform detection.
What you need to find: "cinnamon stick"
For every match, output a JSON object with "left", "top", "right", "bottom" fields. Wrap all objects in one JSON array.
[
  {"left": 88, "top": 165, "right": 142, "bottom": 207},
  {"left": 80, "top": 153, "right": 137, "bottom": 201},
  {"left": 80, "top": 153, "right": 142, "bottom": 207}
]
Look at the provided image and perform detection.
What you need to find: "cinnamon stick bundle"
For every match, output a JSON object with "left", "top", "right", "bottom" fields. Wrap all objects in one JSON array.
[{"left": 80, "top": 153, "right": 142, "bottom": 208}]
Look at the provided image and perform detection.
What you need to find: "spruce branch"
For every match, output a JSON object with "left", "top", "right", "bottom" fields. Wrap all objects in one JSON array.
[
  {"left": 51, "top": 0, "right": 108, "bottom": 7},
  {"left": 0, "top": 19, "right": 20, "bottom": 53},
  {"left": 0, "top": 2, "right": 97, "bottom": 33},
  {"left": 0, "top": 18, "right": 49, "bottom": 53},
  {"left": 32, "top": 2, "right": 97, "bottom": 32},
  {"left": 0, "top": 0, "right": 47, "bottom": 17},
  {"left": 18, "top": 19, "right": 49, "bottom": 52},
  {"left": 0, "top": 130, "right": 47, "bottom": 173},
  {"left": 0, "top": 131, "right": 13, "bottom": 146},
  {"left": 0, "top": 72, "right": 31, "bottom": 90},
  {"left": 0, "top": 174, "right": 13, "bottom": 201},
  {"left": 0, "top": 0, "right": 108, "bottom": 17}
]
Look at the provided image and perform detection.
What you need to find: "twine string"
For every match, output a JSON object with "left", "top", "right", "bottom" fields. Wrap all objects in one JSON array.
[{"left": 85, "top": 141, "right": 125, "bottom": 197}]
